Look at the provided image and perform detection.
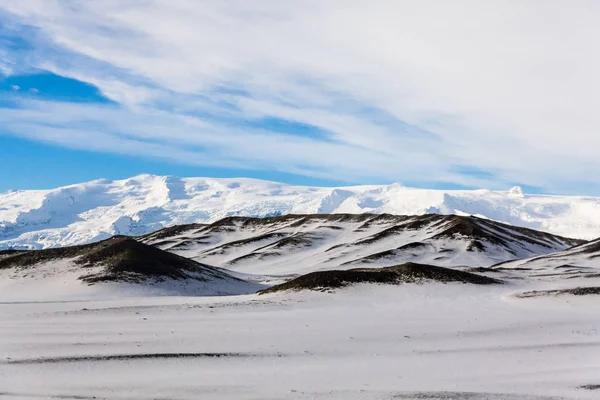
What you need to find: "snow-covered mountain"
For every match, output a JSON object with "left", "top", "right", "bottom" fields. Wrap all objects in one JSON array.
[
  {"left": 141, "top": 214, "right": 582, "bottom": 275},
  {"left": 2, "top": 174, "right": 600, "bottom": 249}
]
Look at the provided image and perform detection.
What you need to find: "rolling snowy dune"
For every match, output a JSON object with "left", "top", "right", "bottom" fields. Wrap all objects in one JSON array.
[{"left": 3, "top": 174, "right": 600, "bottom": 250}]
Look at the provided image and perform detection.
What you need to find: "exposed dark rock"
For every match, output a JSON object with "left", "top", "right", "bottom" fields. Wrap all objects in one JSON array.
[
  {"left": 0, "top": 236, "right": 239, "bottom": 284},
  {"left": 259, "top": 262, "right": 502, "bottom": 294},
  {"left": 138, "top": 223, "right": 207, "bottom": 241}
]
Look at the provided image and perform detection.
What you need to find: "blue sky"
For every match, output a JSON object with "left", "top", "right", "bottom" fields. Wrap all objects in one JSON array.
[
  {"left": 0, "top": 70, "right": 487, "bottom": 193},
  {"left": 0, "top": 72, "right": 353, "bottom": 190},
  {"left": 1, "top": 2, "right": 599, "bottom": 195}
]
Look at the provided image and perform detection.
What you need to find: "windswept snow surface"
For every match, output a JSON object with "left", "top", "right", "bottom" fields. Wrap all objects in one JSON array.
[
  {"left": 2, "top": 174, "right": 600, "bottom": 249},
  {"left": 2, "top": 282, "right": 600, "bottom": 399}
]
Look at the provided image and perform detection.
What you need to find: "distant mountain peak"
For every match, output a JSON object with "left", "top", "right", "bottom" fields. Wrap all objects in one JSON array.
[{"left": 507, "top": 186, "right": 524, "bottom": 197}]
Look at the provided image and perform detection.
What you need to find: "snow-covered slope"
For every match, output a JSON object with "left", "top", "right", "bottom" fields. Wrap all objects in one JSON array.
[
  {"left": 2, "top": 173, "right": 600, "bottom": 249},
  {"left": 141, "top": 214, "right": 582, "bottom": 275},
  {"left": 493, "top": 238, "right": 600, "bottom": 280}
]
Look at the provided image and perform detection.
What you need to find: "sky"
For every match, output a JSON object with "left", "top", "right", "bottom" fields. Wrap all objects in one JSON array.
[{"left": 0, "top": 1, "right": 599, "bottom": 195}]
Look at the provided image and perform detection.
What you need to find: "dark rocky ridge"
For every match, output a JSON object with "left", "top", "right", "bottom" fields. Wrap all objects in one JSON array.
[
  {"left": 259, "top": 262, "right": 502, "bottom": 294},
  {"left": 0, "top": 236, "right": 241, "bottom": 284},
  {"left": 138, "top": 223, "right": 207, "bottom": 242},
  {"left": 193, "top": 213, "right": 584, "bottom": 248}
]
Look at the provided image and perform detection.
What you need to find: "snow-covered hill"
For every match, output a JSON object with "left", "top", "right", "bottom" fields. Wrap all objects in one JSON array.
[
  {"left": 2, "top": 174, "right": 600, "bottom": 249},
  {"left": 141, "top": 214, "right": 582, "bottom": 275},
  {"left": 0, "top": 236, "right": 263, "bottom": 300},
  {"left": 493, "top": 238, "right": 600, "bottom": 280}
]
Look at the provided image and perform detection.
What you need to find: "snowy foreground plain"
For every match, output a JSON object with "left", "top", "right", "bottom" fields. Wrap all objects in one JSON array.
[{"left": 2, "top": 278, "right": 600, "bottom": 400}]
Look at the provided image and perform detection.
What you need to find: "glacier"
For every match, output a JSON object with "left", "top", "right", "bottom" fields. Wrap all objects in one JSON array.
[{"left": 2, "top": 173, "right": 600, "bottom": 249}]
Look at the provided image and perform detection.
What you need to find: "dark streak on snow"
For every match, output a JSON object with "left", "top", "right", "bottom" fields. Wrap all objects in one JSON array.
[
  {"left": 0, "top": 392, "right": 106, "bottom": 399},
  {"left": 578, "top": 384, "right": 600, "bottom": 390},
  {"left": 4, "top": 352, "right": 256, "bottom": 364},
  {"left": 516, "top": 286, "right": 600, "bottom": 298},
  {"left": 393, "top": 391, "right": 568, "bottom": 399}
]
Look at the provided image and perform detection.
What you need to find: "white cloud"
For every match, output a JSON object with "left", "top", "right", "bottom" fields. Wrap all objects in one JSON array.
[
  {"left": 1, "top": 1, "right": 599, "bottom": 193},
  {"left": 0, "top": 98, "right": 472, "bottom": 185},
  {"left": 0, "top": 62, "right": 12, "bottom": 76}
]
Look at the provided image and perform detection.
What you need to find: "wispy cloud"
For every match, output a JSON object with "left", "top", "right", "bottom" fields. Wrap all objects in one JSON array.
[{"left": 1, "top": 1, "right": 599, "bottom": 193}]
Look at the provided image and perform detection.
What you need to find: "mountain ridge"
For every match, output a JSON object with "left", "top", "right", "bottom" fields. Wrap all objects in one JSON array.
[{"left": 141, "top": 213, "right": 583, "bottom": 275}]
